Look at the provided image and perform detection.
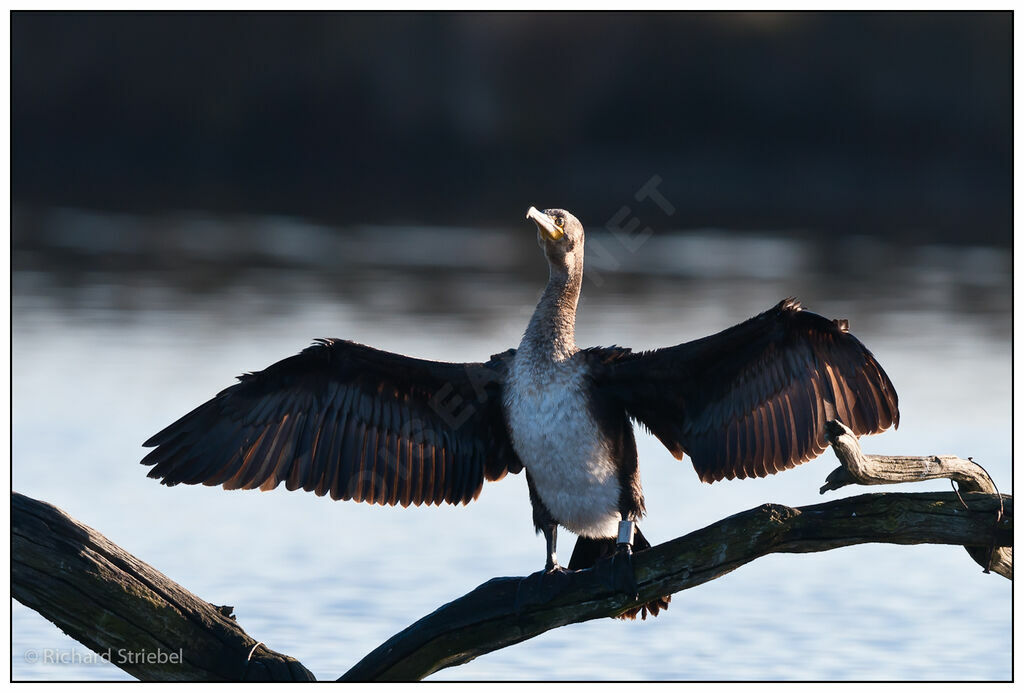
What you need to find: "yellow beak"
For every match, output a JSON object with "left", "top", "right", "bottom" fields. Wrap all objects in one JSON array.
[{"left": 526, "top": 206, "right": 564, "bottom": 241}]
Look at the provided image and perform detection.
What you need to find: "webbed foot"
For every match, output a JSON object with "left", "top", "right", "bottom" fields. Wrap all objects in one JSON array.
[
  {"left": 516, "top": 563, "right": 573, "bottom": 616},
  {"left": 609, "top": 542, "right": 639, "bottom": 601}
]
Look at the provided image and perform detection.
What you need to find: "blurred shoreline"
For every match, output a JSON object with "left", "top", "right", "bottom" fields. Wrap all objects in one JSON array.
[{"left": 13, "top": 206, "right": 1010, "bottom": 347}]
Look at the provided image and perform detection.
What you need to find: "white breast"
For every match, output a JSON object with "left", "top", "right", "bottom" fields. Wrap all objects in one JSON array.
[{"left": 503, "top": 353, "right": 622, "bottom": 539}]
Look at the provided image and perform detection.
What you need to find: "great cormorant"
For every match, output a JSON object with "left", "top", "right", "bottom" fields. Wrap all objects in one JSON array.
[{"left": 142, "top": 207, "right": 899, "bottom": 619}]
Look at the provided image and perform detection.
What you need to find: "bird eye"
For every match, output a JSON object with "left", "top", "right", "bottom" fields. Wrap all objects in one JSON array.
[{"left": 555, "top": 218, "right": 565, "bottom": 229}]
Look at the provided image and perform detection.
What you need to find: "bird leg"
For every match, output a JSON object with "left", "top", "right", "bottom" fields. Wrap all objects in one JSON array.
[
  {"left": 609, "top": 519, "right": 639, "bottom": 601},
  {"left": 516, "top": 522, "right": 572, "bottom": 617},
  {"left": 542, "top": 522, "right": 560, "bottom": 572},
  {"left": 527, "top": 472, "right": 565, "bottom": 573}
]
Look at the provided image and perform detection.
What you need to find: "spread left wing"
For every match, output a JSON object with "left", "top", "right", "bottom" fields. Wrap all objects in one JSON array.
[
  {"left": 142, "top": 339, "right": 522, "bottom": 506},
  {"left": 589, "top": 299, "right": 899, "bottom": 482}
]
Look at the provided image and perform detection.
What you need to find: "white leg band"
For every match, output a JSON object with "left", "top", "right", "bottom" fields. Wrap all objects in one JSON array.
[{"left": 617, "top": 520, "right": 635, "bottom": 546}]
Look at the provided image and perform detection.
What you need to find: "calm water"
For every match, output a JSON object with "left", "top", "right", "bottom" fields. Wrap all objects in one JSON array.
[{"left": 11, "top": 209, "right": 1012, "bottom": 681}]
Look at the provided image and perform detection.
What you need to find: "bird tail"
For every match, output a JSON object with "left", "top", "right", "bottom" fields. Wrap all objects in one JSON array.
[{"left": 568, "top": 528, "right": 671, "bottom": 620}]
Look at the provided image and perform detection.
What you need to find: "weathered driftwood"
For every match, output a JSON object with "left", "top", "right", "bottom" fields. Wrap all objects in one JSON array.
[
  {"left": 821, "top": 419, "right": 1011, "bottom": 578},
  {"left": 11, "top": 492, "right": 315, "bottom": 682}
]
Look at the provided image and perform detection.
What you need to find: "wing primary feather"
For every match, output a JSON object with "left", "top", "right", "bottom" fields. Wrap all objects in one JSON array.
[
  {"left": 854, "top": 369, "right": 881, "bottom": 434},
  {"left": 790, "top": 378, "right": 814, "bottom": 461},
  {"left": 370, "top": 408, "right": 388, "bottom": 506},
  {"left": 248, "top": 414, "right": 294, "bottom": 490},
  {"left": 332, "top": 412, "right": 359, "bottom": 501},
  {"left": 750, "top": 406, "right": 768, "bottom": 479},
  {"left": 424, "top": 429, "right": 438, "bottom": 506},
  {"left": 224, "top": 427, "right": 271, "bottom": 491},
  {"left": 767, "top": 398, "right": 787, "bottom": 475},
  {"left": 247, "top": 415, "right": 296, "bottom": 489},
  {"left": 170, "top": 420, "right": 242, "bottom": 486},
  {"left": 350, "top": 422, "right": 369, "bottom": 503},
  {"left": 779, "top": 392, "right": 800, "bottom": 469},
  {"left": 311, "top": 399, "right": 341, "bottom": 497},
  {"left": 202, "top": 424, "right": 261, "bottom": 487},
  {"left": 307, "top": 383, "right": 344, "bottom": 494},
  {"left": 339, "top": 419, "right": 363, "bottom": 502},
  {"left": 373, "top": 396, "right": 391, "bottom": 506},
  {"left": 262, "top": 412, "right": 300, "bottom": 491},
  {"left": 273, "top": 411, "right": 307, "bottom": 491},
  {"left": 736, "top": 411, "right": 754, "bottom": 481},
  {"left": 810, "top": 374, "right": 827, "bottom": 444},
  {"left": 397, "top": 401, "right": 413, "bottom": 507},
  {"left": 370, "top": 425, "right": 386, "bottom": 504},
  {"left": 146, "top": 415, "right": 223, "bottom": 484},
  {"left": 380, "top": 428, "right": 395, "bottom": 506},
  {"left": 747, "top": 407, "right": 764, "bottom": 480},
  {"left": 413, "top": 425, "right": 428, "bottom": 507},
  {"left": 451, "top": 432, "right": 469, "bottom": 504},
  {"left": 285, "top": 411, "right": 315, "bottom": 492},
  {"left": 383, "top": 399, "right": 401, "bottom": 506},
  {"left": 728, "top": 418, "right": 742, "bottom": 476},
  {"left": 766, "top": 399, "right": 781, "bottom": 476},
  {"left": 823, "top": 363, "right": 850, "bottom": 428},
  {"left": 720, "top": 419, "right": 734, "bottom": 473},
  {"left": 328, "top": 412, "right": 354, "bottom": 501},
  {"left": 436, "top": 438, "right": 449, "bottom": 504},
  {"left": 868, "top": 371, "right": 892, "bottom": 431},
  {"left": 453, "top": 432, "right": 468, "bottom": 504},
  {"left": 366, "top": 391, "right": 385, "bottom": 504},
  {"left": 755, "top": 404, "right": 771, "bottom": 478},
  {"left": 330, "top": 386, "right": 360, "bottom": 498},
  {"left": 142, "top": 405, "right": 209, "bottom": 448},
  {"left": 342, "top": 395, "right": 369, "bottom": 502}
]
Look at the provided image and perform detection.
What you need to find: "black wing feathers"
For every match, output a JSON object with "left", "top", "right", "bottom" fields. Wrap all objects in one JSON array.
[
  {"left": 142, "top": 340, "right": 521, "bottom": 506},
  {"left": 594, "top": 299, "right": 899, "bottom": 483}
]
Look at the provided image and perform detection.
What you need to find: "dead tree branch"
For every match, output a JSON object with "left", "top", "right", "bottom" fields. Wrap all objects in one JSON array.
[
  {"left": 11, "top": 492, "right": 316, "bottom": 682},
  {"left": 341, "top": 491, "right": 1010, "bottom": 680},
  {"left": 821, "top": 419, "right": 1011, "bottom": 578}
]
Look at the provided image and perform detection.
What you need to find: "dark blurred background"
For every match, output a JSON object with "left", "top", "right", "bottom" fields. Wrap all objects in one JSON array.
[{"left": 11, "top": 11, "right": 1011, "bottom": 244}]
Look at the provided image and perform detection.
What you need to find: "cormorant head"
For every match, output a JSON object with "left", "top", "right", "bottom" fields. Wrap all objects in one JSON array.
[{"left": 525, "top": 206, "right": 585, "bottom": 275}]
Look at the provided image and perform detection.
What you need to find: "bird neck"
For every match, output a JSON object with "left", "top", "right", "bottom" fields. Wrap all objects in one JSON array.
[{"left": 522, "top": 263, "right": 583, "bottom": 362}]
